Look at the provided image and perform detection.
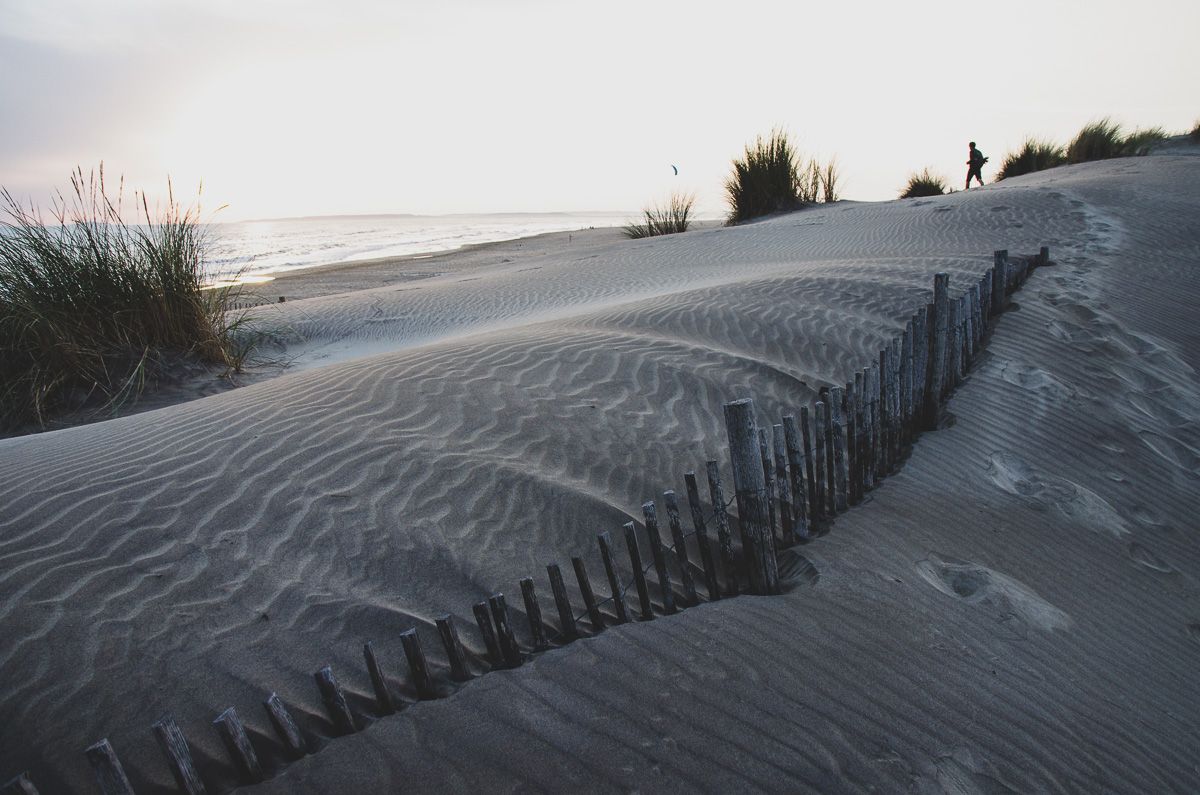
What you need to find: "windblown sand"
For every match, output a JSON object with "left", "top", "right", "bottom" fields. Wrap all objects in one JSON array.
[{"left": 2, "top": 146, "right": 1199, "bottom": 793}]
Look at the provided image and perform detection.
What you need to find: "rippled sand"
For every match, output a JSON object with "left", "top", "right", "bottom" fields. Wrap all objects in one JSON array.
[{"left": 2, "top": 145, "right": 1199, "bottom": 793}]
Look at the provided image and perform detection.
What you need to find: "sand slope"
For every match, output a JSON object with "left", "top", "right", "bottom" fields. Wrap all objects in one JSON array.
[{"left": 2, "top": 147, "right": 1199, "bottom": 793}]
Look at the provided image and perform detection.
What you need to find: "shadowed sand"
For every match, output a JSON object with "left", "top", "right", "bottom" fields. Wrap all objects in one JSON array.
[{"left": 2, "top": 146, "right": 1199, "bottom": 792}]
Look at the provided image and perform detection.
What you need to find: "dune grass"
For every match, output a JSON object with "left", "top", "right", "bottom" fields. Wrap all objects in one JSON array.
[
  {"left": 820, "top": 160, "right": 841, "bottom": 204},
  {"left": 997, "top": 138, "right": 1067, "bottom": 181},
  {"left": 1067, "top": 118, "right": 1125, "bottom": 164},
  {"left": 623, "top": 192, "right": 695, "bottom": 239},
  {"left": 1192, "top": 120, "right": 1200, "bottom": 141},
  {"left": 725, "top": 129, "right": 803, "bottom": 223},
  {"left": 0, "top": 167, "right": 252, "bottom": 432},
  {"left": 1121, "top": 126, "right": 1168, "bottom": 156},
  {"left": 899, "top": 169, "right": 947, "bottom": 199},
  {"left": 724, "top": 129, "right": 840, "bottom": 224},
  {"left": 1064, "top": 118, "right": 1166, "bottom": 163},
  {"left": 996, "top": 120, "right": 1168, "bottom": 181}
]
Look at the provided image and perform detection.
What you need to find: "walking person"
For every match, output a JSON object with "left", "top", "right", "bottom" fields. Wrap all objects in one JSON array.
[{"left": 965, "top": 141, "right": 987, "bottom": 189}]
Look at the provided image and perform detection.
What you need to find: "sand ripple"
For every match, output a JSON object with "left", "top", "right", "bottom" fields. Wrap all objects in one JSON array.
[{"left": 3, "top": 154, "right": 1200, "bottom": 792}]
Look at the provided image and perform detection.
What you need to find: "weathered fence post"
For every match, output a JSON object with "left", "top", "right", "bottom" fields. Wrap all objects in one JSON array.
[
  {"left": 313, "top": 667, "right": 356, "bottom": 735},
  {"left": 684, "top": 472, "right": 722, "bottom": 600},
  {"left": 595, "top": 531, "right": 631, "bottom": 622},
  {"left": 663, "top": 490, "right": 699, "bottom": 606},
  {"left": 623, "top": 521, "right": 655, "bottom": 620},
  {"left": 979, "top": 273, "right": 992, "bottom": 330},
  {"left": 812, "top": 400, "right": 827, "bottom": 519},
  {"left": 781, "top": 415, "right": 811, "bottom": 541},
  {"left": 704, "top": 462, "right": 739, "bottom": 597},
  {"left": 487, "top": 593, "right": 523, "bottom": 668},
  {"left": 969, "top": 284, "right": 982, "bottom": 355},
  {"left": 153, "top": 714, "right": 207, "bottom": 794},
  {"left": 771, "top": 424, "right": 795, "bottom": 546},
  {"left": 913, "top": 307, "right": 928, "bottom": 416},
  {"left": 473, "top": 601, "right": 503, "bottom": 663},
  {"left": 953, "top": 297, "right": 966, "bottom": 382},
  {"left": 955, "top": 293, "right": 964, "bottom": 367},
  {"left": 757, "top": 429, "right": 778, "bottom": 540},
  {"left": 263, "top": 693, "right": 307, "bottom": 758},
  {"left": 900, "top": 321, "right": 914, "bottom": 445},
  {"left": 849, "top": 374, "right": 859, "bottom": 504},
  {"left": 641, "top": 501, "right": 677, "bottom": 614},
  {"left": 517, "top": 579, "right": 550, "bottom": 652},
  {"left": 888, "top": 337, "right": 902, "bottom": 464},
  {"left": 436, "top": 614, "right": 474, "bottom": 679},
  {"left": 85, "top": 739, "right": 135, "bottom": 795},
  {"left": 799, "top": 407, "right": 818, "bottom": 522},
  {"left": 991, "top": 251, "right": 1007, "bottom": 315},
  {"left": 213, "top": 708, "right": 264, "bottom": 784},
  {"left": 829, "top": 386, "right": 849, "bottom": 512},
  {"left": 571, "top": 557, "right": 606, "bottom": 631},
  {"left": 821, "top": 389, "right": 837, "bottom": 511},
  {"left": 928, "top": 272, "right": 950, "bottom": 425},
  {"left": 400, "top": 627, "right": 437, "bottom": 695},
  {"left": 878, "top": 348, "right": 891, "bottom": 474},
  {"left": 363, "top": 641, "right": 396, "bottom": 715},
  {"left": 722, "top": 399, "right": 779, "bottom": 595},
  {"left": 866, "top": 363, "right": 879, "bottom": 489},
  {"left": 545, "top": 564, "right": 578, "bottom": 641}
]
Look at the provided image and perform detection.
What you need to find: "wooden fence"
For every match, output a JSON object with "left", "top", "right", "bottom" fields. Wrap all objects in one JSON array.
[{"left": 1, "top": 248, "right": 1049, "bottom": 795}]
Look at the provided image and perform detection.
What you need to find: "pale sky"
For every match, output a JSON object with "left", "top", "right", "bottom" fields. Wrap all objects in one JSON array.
[{"left": 2, "top": 0, "right": 1197, "bottom": 221}]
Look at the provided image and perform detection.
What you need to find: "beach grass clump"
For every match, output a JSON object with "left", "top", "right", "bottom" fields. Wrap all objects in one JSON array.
[
  {"left": 1191, "top": 120, "right": 1200, "bottom": 141},
  {"left": 1121, "top": 126, "right": 1168, "bottom": 156},
  {"left": 1067, "top": 119, "right": 1169, "bottom": 164},
  {"left": 899, "top": 169, "right": 947, "bottom": 199},
  {"left": 1066, "top": 117, "right": 1141, "bottom": 164},
  {"left": 997, "top": 138, "right": 1067, "bottom": 180},
  {"left": 623, "top": 192, "right": 695, "bottom": 239},
  {"left": 1067, "top": 118, "right": 1124, "bottom": 163},
  {"left": 0, "top": 166, "right": 251, "bottom": 432},
  {"left": 725, "top": 129, "right": 840, "bottom": 224},
  {"left": 725, "top": 129, "right": 803, "bottom": 223}
]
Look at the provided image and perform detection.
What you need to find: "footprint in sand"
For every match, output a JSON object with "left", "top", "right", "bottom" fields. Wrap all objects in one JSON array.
[
  {"left": 916, "top": 554, "right": 1071, "bottom": 634},
  {"left": 986, "top": 451, "right": 1129, "bottom": 537},
  {"left": 915, "top": 747, "right": 1027, "bottom": 795},
  {"left": 997, "top": 361, "right": 1075, "bottom": 402}
]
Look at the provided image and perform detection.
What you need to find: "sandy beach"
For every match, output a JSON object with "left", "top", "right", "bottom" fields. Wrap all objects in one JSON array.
[{"left": 2, "top": 144, "right": 1199, "bottom": 793}]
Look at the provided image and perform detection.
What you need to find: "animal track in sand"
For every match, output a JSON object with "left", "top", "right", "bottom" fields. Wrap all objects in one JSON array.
[
  {"left": 986, "top": 451, "right": 1129, "bottom": 537},
  {"left": 916, "top": 553, "right": 1071, "bottom": 632},
  {"left": 1136, "top": 430, "right": 1200, "bottom": 476},
  {"left": 1127, "top": 542, "right": 1174, "bottom": 574}
]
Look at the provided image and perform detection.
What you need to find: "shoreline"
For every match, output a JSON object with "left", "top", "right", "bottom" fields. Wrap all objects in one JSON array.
[{"left": 256, "top": 220, "right": 722, "bottom": 303}]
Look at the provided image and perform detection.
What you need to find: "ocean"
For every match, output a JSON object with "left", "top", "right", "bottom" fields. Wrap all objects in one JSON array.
[{"left": 207, "top": 212, "right": 632, "bottom": 280}]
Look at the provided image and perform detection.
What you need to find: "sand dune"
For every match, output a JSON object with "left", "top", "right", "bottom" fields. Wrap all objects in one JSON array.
[{"left": 2, "top": 147, "right": 1199, "bottom": 793}]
